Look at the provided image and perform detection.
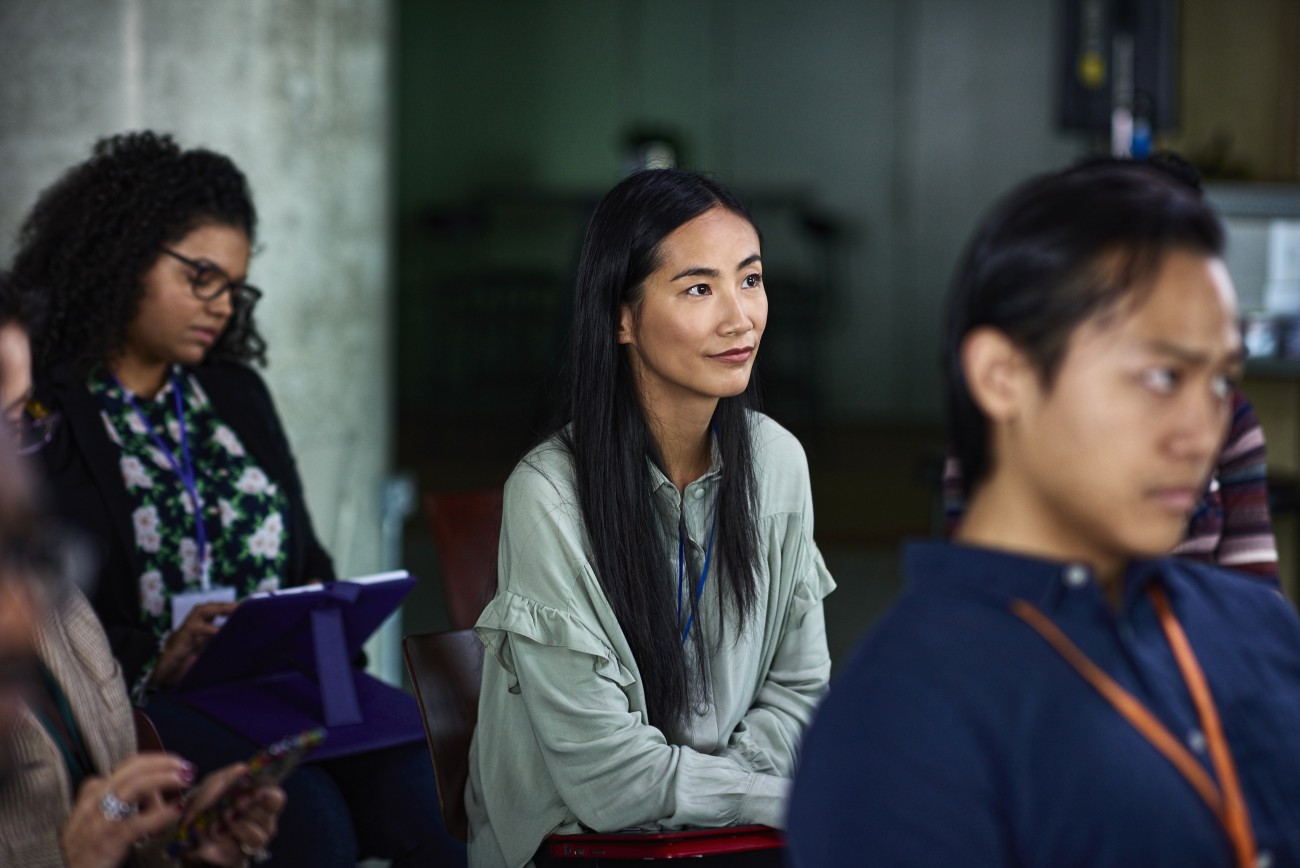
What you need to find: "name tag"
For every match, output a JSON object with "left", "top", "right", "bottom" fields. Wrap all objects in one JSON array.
[{"left": 171, "top": 585, "right": 237, "bottom": 630}]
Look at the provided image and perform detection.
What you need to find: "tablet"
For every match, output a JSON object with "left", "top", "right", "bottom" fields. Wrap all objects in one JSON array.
[{"left": 177, "top": 571, "right": 414, "bottom": 691}]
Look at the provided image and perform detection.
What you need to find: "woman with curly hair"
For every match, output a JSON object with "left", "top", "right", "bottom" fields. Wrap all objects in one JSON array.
[
  {"left": 0, "top": 271, "right": 286, "bottom": 868},
  {"left": 13, "top": 131, "right": 459, "bottom": 867}
]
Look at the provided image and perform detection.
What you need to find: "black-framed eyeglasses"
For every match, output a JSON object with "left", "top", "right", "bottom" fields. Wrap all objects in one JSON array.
[{"left": 159, "top": 247, "right": 263, "bottom": 307}]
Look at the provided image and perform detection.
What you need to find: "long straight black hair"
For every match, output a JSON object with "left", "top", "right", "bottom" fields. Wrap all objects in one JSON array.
[{"left": 558, "top": 169, "right": 762, "bottom": 737}]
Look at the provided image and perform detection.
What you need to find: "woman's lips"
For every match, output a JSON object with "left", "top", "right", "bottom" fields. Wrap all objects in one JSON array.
[
  {"left": 191, "top": 327, "right": 218, "bottom": 346},
  {"left": 709, "top": 347, "right": 754, "bottom": 363}
]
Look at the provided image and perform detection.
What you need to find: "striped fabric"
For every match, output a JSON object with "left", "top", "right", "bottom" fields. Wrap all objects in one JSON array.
[
  {"left": 1173, "top": 391, "right": 1278, "bottom": 577},
  {"left": 942, "top": 389, "right": 1278, "bottom": 580}
]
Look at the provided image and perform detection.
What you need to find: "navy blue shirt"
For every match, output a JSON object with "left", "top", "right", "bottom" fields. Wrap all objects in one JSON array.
[{"left": 788, "top": 542, "right": 1300, "bottom": 867}]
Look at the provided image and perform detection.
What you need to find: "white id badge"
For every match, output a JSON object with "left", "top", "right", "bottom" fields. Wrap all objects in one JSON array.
[{"left": 171, "top": 585, "right": 238, "bottom": 630}]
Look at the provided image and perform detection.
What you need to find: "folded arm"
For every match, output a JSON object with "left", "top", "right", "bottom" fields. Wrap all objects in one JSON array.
[{"left": 508, "top": 629, "right": 789, "bottom": 831}]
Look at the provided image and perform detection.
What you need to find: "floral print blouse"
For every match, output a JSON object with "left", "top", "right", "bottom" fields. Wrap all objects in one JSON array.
[{"left": 89, "top": 366, "right": 290, "bottom": 687}]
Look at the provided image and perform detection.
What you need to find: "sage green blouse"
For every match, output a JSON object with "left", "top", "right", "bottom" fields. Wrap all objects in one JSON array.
[{"left": 466, "top": 413, "right": 835, "bottom": 868}]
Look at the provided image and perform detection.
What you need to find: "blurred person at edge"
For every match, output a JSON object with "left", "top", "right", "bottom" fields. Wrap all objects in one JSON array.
[
  {"left": 0, "top": 271, "right": 286, "bottom": 867},
  {"left": 786, "top": 159, "right": 1300, "bottom": 867},
  {"left": 11, "top": 132, "right": 461, "bottom": 867},
  {"left": 939, "top": 156, "right": 1278, "bottom": 579}
]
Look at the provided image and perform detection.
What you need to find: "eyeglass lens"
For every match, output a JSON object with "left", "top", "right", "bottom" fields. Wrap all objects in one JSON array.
[
  {"left": 161, "top": 248, "right": 260, "bottom": 304},
  {"left": 14, "top": 413, "right": 58, "bottom": 456}
]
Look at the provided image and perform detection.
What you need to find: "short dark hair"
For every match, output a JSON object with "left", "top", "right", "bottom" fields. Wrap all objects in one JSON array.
[
  {"left": 12, "top": 130, "right": 264, "bottom": 376},
  {"left": 944, "top": 157, "right": 1225, "bottom": 496}
]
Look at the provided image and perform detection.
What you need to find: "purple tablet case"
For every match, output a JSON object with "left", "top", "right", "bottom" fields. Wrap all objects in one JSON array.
[{"left": 168, "top": 572, "right": 425, "bottom": 761}]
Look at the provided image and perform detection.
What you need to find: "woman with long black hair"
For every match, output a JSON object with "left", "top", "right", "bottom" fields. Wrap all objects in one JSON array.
[{"left": 466, "top": 169, "right": 835, "bottom": 868}]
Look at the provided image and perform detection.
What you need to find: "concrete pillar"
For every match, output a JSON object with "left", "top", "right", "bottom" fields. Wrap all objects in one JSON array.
[{"left": 0, "top": 0, "right": 393, "bottom": 583}]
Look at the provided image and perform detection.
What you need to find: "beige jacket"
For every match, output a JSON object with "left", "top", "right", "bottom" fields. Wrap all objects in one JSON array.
[{"left": 0, "top": 587, "right": 137, "bottom": 867}]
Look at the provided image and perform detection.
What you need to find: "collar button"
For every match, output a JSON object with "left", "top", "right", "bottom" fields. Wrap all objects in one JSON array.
[{"left": 1063, "top": 564, "right": 1090, "bottom": 588}]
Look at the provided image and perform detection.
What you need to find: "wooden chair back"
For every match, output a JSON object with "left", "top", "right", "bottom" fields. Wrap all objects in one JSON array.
[
  {"left": 133, "top": 707, "right": 165, "bottom": 752},
  {"left": 402, "top": 628, "right": 485, "bottom": 842},
  {"left": 422, "top": 489, "right": 504, "bottom": 630}
]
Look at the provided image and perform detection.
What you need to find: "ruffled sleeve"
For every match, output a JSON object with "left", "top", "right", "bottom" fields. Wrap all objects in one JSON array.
[{"left": 477, "top": 589, "right": 636, "bottom": 693}]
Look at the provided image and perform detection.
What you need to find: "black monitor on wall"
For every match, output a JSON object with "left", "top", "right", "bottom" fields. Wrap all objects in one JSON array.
[{"left": 1059, "top": 0, "right": 1178, "bottom": 132}]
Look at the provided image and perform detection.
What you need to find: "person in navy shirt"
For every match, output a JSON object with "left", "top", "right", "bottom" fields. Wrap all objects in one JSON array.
[{"left": 787, "top": 157, "right": 1300, "bottom": 867}]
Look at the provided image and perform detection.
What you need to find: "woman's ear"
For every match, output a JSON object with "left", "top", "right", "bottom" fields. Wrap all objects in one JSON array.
[
  {"left": 616, "top": 305, "right": 634, "bottom": 346},
  {"left": 961, "top": 327, "right": 1031, "bottom": 422}
]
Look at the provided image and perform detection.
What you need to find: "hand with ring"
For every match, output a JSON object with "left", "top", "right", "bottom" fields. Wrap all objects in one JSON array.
[
  {"left": 178, "top": 761, "right": 286, "bottom": 867},
  {"left": 59, "top": 751, "right": 195, "bottom": 868}
]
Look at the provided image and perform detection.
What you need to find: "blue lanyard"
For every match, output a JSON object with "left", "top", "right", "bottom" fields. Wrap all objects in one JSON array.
[
  {"left": 114, "top": 370, "right": 209, "bottom": 590},
  {"left": 676, "top": 487, "right": 719, "bottom": 645}
]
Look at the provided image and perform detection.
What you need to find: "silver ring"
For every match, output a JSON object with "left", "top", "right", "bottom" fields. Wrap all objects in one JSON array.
[{"left": 100, "top": 790, "right": 137, "bottom": 822}]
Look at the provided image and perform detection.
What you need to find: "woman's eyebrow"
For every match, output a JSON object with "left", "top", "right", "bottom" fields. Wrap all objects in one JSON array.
[
  {"left": 670, "top": 265, "right": 719, "bottom": 281},
  {"left": 669, "top": 254, "right": 762, "bottom": 282}
]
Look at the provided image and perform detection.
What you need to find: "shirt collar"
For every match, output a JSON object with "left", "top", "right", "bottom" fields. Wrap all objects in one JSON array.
[
  {"left": 88, "top": 363, "right": 183, "bottom": 405},
  {"left": 904, "top": 540, "right": 1170, "bottom": 614},
  {"left": 647, "top": 433, "right": 725, "bottom": 496}
]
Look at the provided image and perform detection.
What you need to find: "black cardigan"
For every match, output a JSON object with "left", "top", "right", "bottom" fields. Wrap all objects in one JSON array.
[{"left": 34, "top": 361, "right": 336, "bottom": 686}]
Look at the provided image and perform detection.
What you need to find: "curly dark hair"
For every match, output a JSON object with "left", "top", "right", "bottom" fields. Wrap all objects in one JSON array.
[
  {"left": 0, "top": 271, "right": 49, "bottom": 340},
  {"left": 11, "top": 130, "right": 266, "bottom": 375}
]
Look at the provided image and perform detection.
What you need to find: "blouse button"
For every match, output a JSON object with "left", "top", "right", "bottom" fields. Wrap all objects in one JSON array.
[{"left": 692, "top": 488, "right": 704, "bottom": 500}]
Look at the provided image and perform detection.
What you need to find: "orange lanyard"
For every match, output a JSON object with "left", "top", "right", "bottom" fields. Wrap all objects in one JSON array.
[{"left": 1011, "top": 586, "right": 1256, "bottom": 868}]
